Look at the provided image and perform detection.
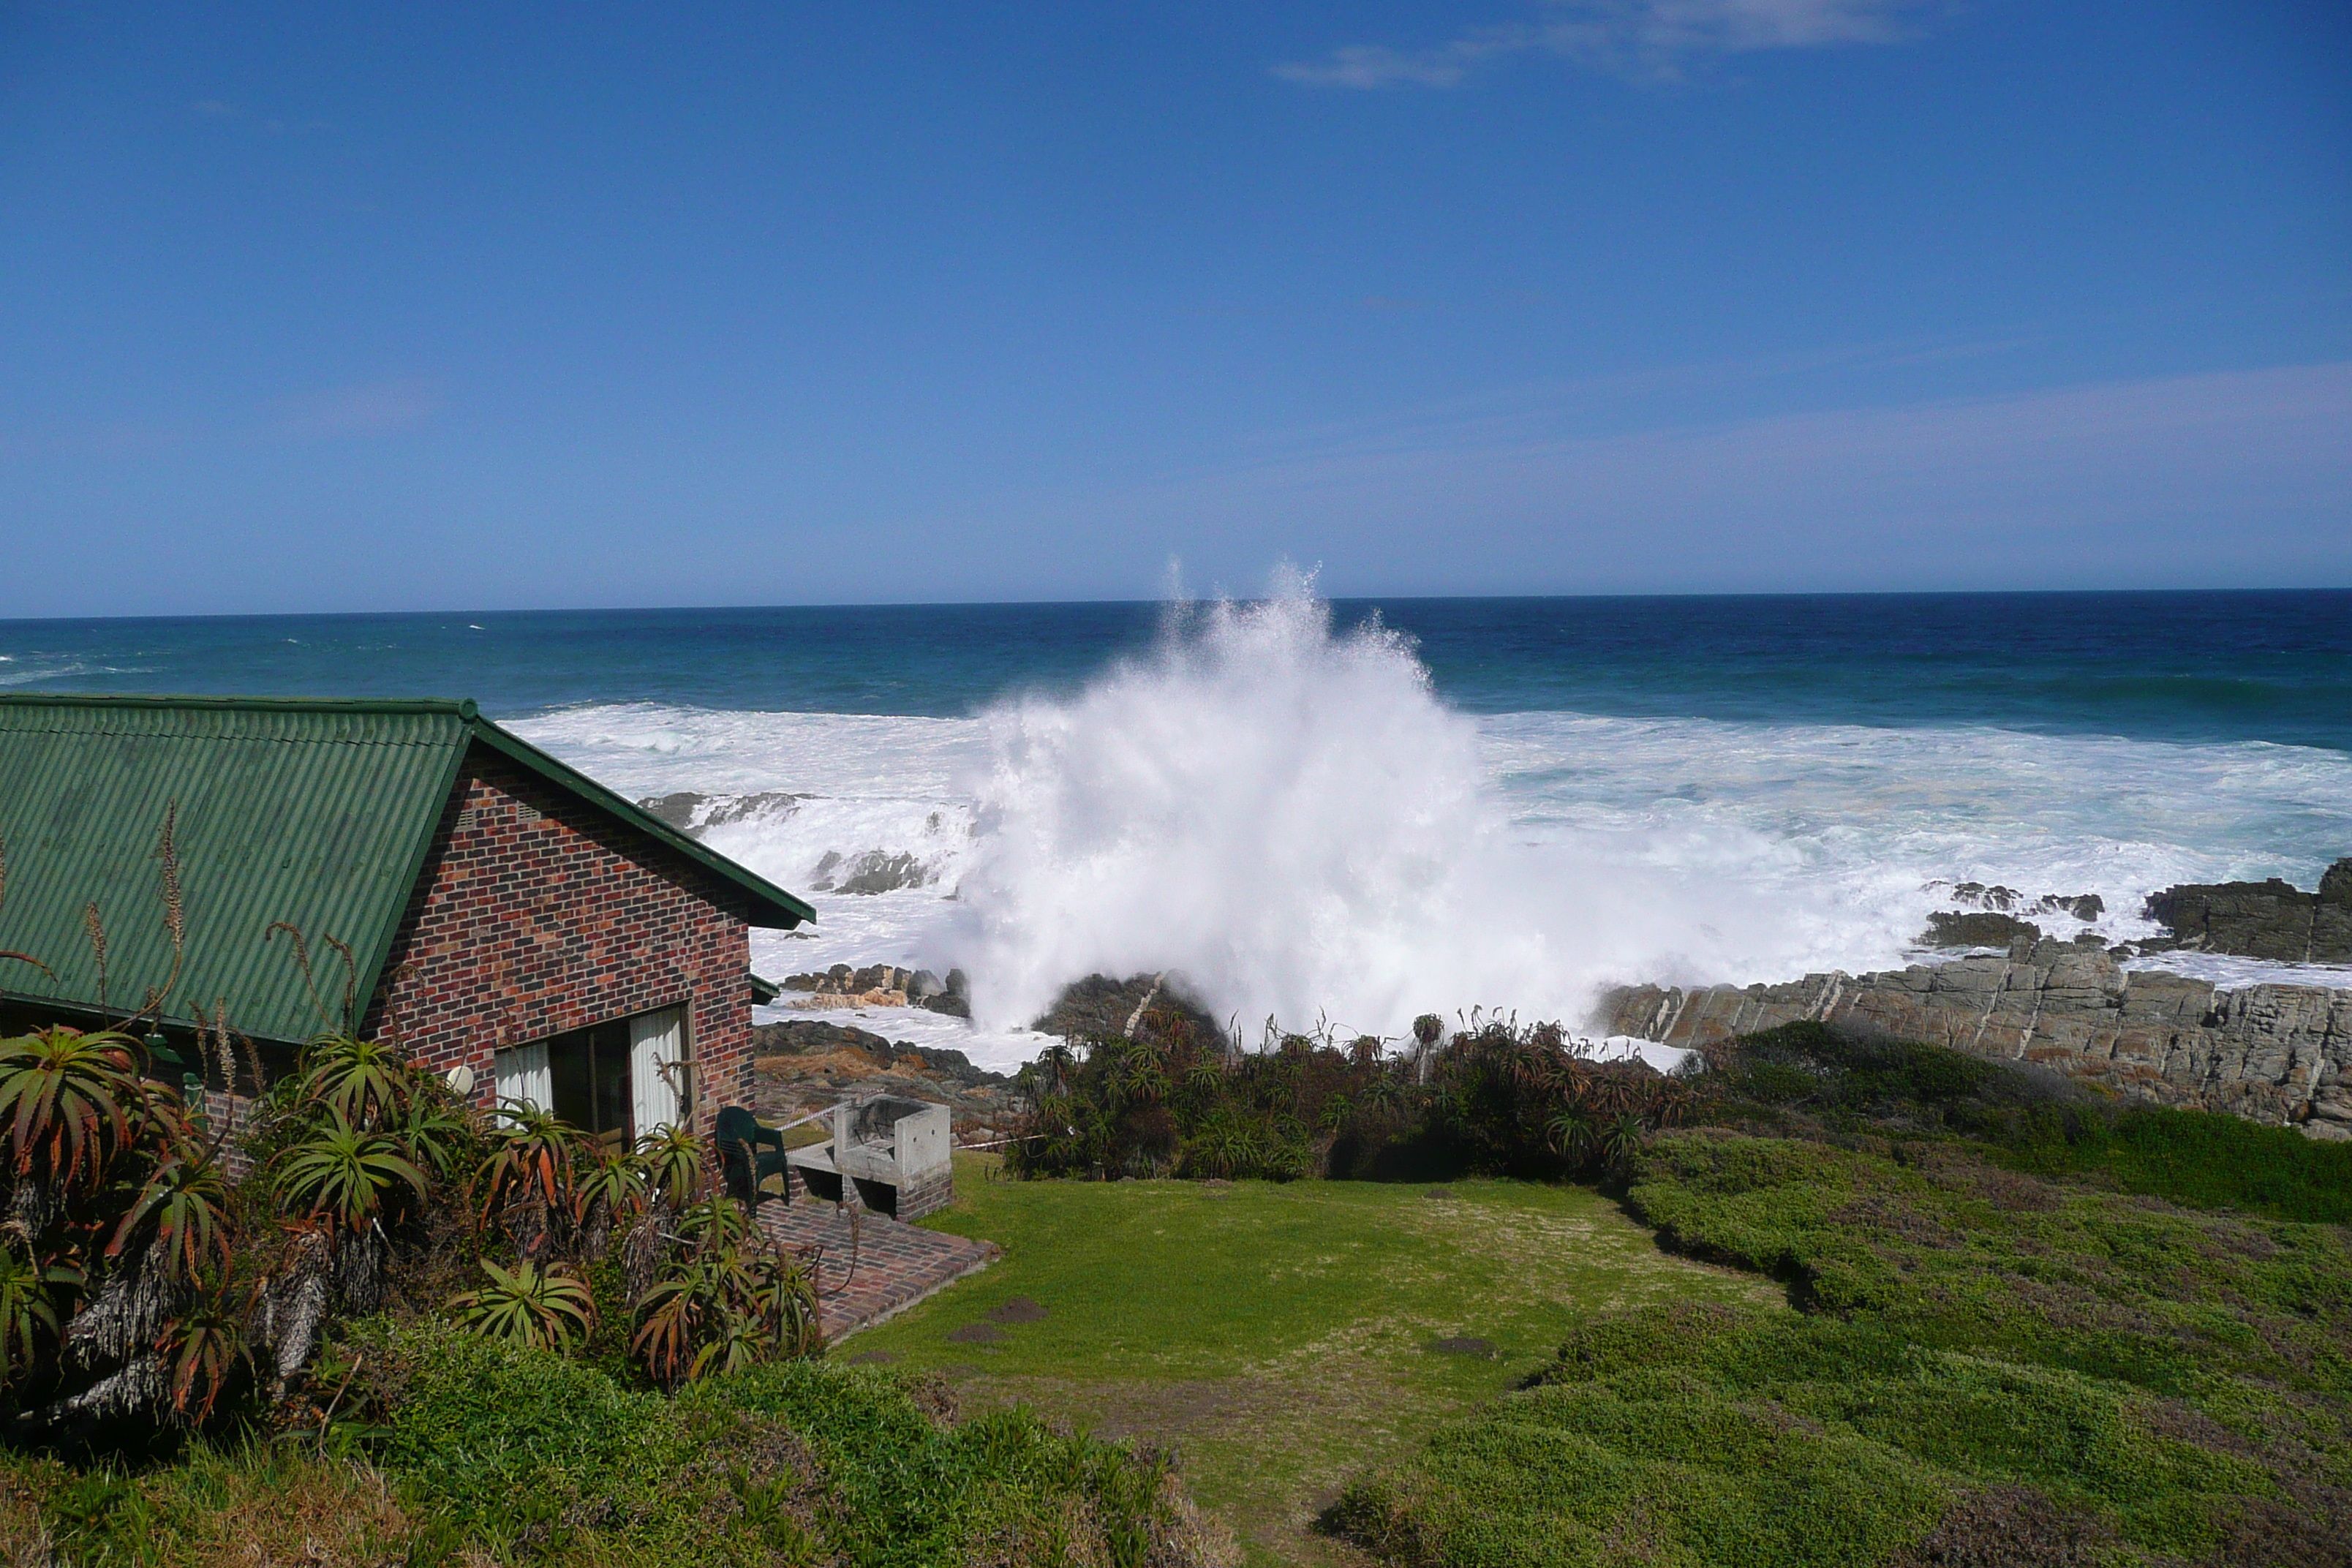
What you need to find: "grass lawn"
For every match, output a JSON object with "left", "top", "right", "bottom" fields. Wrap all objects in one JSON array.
[{"left": 841, "top": 1153, "right": 1785, "bottom": 1566}]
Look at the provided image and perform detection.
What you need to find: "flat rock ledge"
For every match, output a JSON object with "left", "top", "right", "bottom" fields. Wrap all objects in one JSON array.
[{"left": 1601, "top": 938, "right": 2352, "bottom": 1138}]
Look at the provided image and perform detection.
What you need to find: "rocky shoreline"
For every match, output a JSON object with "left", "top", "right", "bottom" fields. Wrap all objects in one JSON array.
[
  {"left": 753, "top": 861, "right": 2352, "bottom": 1142},
  {"left": 1601, "top": 936, "right": 2352, "bottom": 1138}
]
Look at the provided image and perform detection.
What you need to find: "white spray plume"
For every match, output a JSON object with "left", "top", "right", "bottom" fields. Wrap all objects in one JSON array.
[{"left": 951, "top": 570, "right": 1849, "bottom": 1040}]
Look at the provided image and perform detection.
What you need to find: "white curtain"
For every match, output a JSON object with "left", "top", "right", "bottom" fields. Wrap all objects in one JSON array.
[
  {"left": 629, "top": 1006, "right": 687, "bottom": 1139},
  {"left": 492, "top": 1041, "right": 551, "bottom": 1115}
]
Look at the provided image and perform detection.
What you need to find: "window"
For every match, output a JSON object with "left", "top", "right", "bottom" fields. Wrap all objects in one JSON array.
[{"left": 493, "top": 1004, "right": 689, "bottom": 1146}]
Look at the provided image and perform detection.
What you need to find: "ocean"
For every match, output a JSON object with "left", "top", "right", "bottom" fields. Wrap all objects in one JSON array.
[{"left": 7, "top": 587, "right": 2350, "bottom": 1069}]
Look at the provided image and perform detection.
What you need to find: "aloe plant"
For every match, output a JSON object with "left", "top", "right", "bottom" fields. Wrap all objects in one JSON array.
[
  {"left": 472, "top": 1101, "right": 582, "bottom": 1227},
  {"left": 109, "top": 1145, "right": 233, "bottom": 1281},
  {"left": 0, "top": 1242, "right": 79, "bottom": 1384},
  {"left": 573, "top": 1144, "right": 649, "bottom": 1231},
  {"left": 0, "top": 1028, "right": 145, "bottom": 1195},
  {"left": 270, "top": 1107, "right": 428, "bottom": 1234},
  {"left": 449, "top": 1259, "right": 595, "bottom": 1352},
  {"left": 631, "top": 1210, "right": 817, "bottom": 1387},
  {"left": 160, "top": 1289, "right": 246, "bottom": 1424},
  {"left": 293, "top": 1035, "right": 415, "bottom": 1128},
  {"left": 636, "top": 1123, "right": 709, "bottom": 1210}
]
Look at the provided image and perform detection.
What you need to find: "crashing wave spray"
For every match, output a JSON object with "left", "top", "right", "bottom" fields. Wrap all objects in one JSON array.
[{"left": 947, "top": 572, "right": 1855, "bottom": 1041}]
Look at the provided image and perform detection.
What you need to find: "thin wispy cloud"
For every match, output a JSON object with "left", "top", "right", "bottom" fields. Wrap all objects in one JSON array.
[
  {"left": 1099, "top": 362, "right": 2352, "bottom": 593},
  {"left": 267, "top": 380, "right": 443, "bottom": 438},
  {"left": 1275, "top": 0, "right": 1934, "bottom": 88}
]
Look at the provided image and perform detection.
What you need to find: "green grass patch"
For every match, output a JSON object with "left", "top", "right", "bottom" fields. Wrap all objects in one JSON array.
[
  {"left": 1330, "top": 1132, "right": 2352, "bottom": 1567},
  {"left": 856, "top": 1155, "right": 1783, "bottom": 1564}
]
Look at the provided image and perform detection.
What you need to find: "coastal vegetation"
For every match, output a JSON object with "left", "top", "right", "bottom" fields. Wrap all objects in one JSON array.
[
  {"left": 851, "top": 1157, "right": 1781, "bottom": 1564},
  {"left": 870, "top": 1014, "right": 2352, "bottom": 1566},
  {"left": 1328, "top": 1128, "right": 2352, "bottom": 1566},
  {"left": 1005, "top": 1009, "right": 1695, "bottom": 1186},
  {"left": 0, "top": 1025, "right": 1227, "bottom": 1566}
]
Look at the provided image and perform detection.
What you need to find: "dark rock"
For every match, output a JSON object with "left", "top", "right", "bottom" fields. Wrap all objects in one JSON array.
[
  {"left": 2144, "top": 857, "right": 2352, "bottom": 962},
  {"left": 811, "top": 850, "right": 929, "bottom": 895},
  {"left": 1948, "top": 882, "right": 2021, "bottom": 912},
  {"left": 921, "top": 969, "right": 972, "bottom": 1017},
  {"left": 2035, "top": 893, "right": 2105, "bottom": 921},
  {"left": 1030, "top": 973, "right": 1225, "bottom": 1046},
  {"left": 636, "top": 791, "right": 802, "bottom": 839},
  {"left": 1920, "top": 912, "right": 2043, "bottom": 949},
  {"left": 908, "top": 969, "right": 946, "bottom": 1000},
  {"left": 638, "top": 791, "right": 709, "bottom": 830}
]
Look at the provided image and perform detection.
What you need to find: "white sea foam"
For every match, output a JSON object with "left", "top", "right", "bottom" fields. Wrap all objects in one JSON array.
[{"left": 507, "top": 587, "right": 2352, "bottom": 1073}]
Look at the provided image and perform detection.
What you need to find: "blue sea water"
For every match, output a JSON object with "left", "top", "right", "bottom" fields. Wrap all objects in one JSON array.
[
  {"left": 6, "top": 589, "right": 2349, "bottom": 1061},
  {"left": 5, "top": 589, "right": 2350, "bottom": 749}
]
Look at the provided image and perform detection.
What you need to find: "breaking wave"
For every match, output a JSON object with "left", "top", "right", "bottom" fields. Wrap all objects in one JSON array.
[{"left": 940, "top": 575, "right": 1876, "bottom": 1037}]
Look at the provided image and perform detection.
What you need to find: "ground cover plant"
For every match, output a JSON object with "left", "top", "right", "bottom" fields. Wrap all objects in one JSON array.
[
  {"left": 1326, "top": 1128, "right": 2352, "bottom": 1567},
  {"left": 0, "top": 1320, "right": 1234, "bottom": 1567},
  {"left": 1710, "top": 1020, "right": 2352, "bottom": 1224},
  {"left": 980, "top": 1011, "right": 2352, "bottom": 1564},
  {"left": 848, "top": 1153, "right": 1784, "bottom": 1566}
]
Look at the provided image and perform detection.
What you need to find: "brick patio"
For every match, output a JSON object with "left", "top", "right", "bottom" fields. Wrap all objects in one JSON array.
[{"left": 760, "top": 1194, "right": 999, "bottom": 1342}]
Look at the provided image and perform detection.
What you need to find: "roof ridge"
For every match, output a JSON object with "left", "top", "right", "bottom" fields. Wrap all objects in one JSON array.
[{"left": 0, "top": 693, "right": 478, "bottom": 717}]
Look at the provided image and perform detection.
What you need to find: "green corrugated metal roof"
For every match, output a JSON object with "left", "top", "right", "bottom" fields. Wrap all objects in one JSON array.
[{"left": 0, "top": 695, "right": 813, "bottom": 1045}]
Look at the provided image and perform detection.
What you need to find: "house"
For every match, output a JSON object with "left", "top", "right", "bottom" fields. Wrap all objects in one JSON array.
[{"left": 0, "top": 694, "right": 813, "bottom": 1145}]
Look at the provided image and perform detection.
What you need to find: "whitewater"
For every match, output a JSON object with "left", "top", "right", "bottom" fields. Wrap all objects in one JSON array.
[{"left": 506, "top": 587, "right": 2352, "bottom": 1072}]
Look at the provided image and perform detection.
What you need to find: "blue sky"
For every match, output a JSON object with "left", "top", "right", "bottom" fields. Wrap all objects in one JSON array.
[{"left": 3, "top": 1, "right": 2346, "bottom": 613}]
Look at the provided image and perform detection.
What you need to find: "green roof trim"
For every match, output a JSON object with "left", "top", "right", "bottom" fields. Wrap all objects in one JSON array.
[
  {"left": 0, "top": 694, "right": 813, "bottom": 1046},
  {"left": 749, "top": 972, "right": 781, "bottom": 1006}
]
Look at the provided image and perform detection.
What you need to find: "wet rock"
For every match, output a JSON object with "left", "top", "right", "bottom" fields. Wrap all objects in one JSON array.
[
  {"left": 921, "top": 968, "right": 973, "bottom": 1019},
  {"left": 1948, "top": 882, "right": 2022, "bottom": 912},
  {"left": 811, "top": 850, "right": 930, "bottom": 895},
  {"left": 2144, "top": 857, "right": 2352, "bottom": 962},
  {"left": 1920, "top": 912, "right": 2043, "bottom": 949},
  {"left": 2038, "top": 892, "right": 2105, "bottom": 921},
  {"left": 636, "top": 791, "right": 803, "bottom": 838},
  {"left": 638, "top": 791, "right": 708, "bottom": 830}
]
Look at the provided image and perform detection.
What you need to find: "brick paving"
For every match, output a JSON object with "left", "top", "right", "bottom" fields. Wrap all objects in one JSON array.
[{"left": 759, "top": 1193, "right": 999, "bottom": 1342}]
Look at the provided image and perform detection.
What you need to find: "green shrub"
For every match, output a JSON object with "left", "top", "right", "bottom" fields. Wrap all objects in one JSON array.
[
  {"left": 1994, "top": 1102, "right": 2352, "bottom": 1224},
  {"left": 346, "top": 1319, "right": 1218, "bottom": 1567}
]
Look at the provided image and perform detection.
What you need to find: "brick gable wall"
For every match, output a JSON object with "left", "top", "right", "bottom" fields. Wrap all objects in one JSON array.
[{"left": 362, "top": 746, "right": 758, "bottom": 1135}]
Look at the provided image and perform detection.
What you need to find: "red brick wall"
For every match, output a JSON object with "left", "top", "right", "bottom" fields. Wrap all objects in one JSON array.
[{"left": 363, "top": 745, "right": 759, "bottom": 1136}]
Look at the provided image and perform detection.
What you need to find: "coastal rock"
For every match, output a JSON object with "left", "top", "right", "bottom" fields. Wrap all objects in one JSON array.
[
  {"left": 1600, "top": 938, "right": 2352, "bottom": 1130},
  {"left": 922, "top": 968, "right": 972, "bottom": 1019},
  {"left": 2143, "top": 858, "right": 2352, "bottom": 962},
  {"left": 1920, "top": 912, "right": 2043, "bottom": 949},
  {"left": 750, "top": 1020, "right": 1020, "bottom": 1145},
  {"left": 1032, "top": 972, "right": 1224, "bottom": 1045},
  {"left": 810, "top": 848, "right": 930, "bottom": 895},
  {"left": 780, "top": 960, "right": 975, "bottom": 1017},
  {"left": 636, "top": 791, "right": 803, "bottom": 839}
]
